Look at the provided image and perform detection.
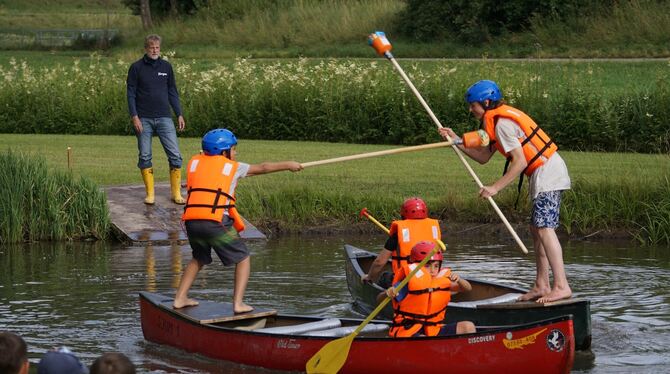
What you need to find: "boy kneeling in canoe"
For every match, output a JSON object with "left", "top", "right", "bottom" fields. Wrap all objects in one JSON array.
[
  {"left": 173, "top": 128, "right": 303, "bottom": 312},
  {"left": 386, "top": 241, "right": 476, "bottom": 337},
  {"left": 362, "top": 197, "right": 442, "bottom": 289}
]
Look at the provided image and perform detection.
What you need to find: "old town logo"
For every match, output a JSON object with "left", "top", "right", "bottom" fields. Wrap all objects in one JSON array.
[
  {"left": 546, "top": 329, "right": 566, "bottom": 352},
  {"left": 503, "top": 328, "right": 546, "bottom": 350}
]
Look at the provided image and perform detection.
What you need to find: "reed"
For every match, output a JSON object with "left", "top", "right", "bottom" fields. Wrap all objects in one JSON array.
[{"left": 0, "top": 150, "right": 109, "bottom": 244}]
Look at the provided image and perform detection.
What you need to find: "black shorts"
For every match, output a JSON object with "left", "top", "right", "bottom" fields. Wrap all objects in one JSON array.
[
  {"left": 411, "top": 322, "right": 458, "bottom": 337},
  {"left": 184, "top": 217, "right": 249, "bottom": 266}
]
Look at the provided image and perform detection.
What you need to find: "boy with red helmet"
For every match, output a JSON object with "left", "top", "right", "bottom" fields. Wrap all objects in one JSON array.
[
  {"left": 361, "top": 197, "right": 442, "bottom": 288},
  {"left": 386, "top": 241, "right": 475, "bottom": 337}
]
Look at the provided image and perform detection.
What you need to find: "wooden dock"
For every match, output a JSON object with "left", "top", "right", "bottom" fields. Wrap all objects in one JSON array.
[{"left": 105, "top": 183, "right": 266, "bottom": 246}]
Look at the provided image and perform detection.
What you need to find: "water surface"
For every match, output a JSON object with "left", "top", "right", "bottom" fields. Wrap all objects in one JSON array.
[{"left": 1, "top": 234, "right": 668, "bottom": 373}]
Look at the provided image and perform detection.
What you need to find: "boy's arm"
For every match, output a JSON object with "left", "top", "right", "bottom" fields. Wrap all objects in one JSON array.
[
  {"left": 438, "top": 127, "right": 495, "bottom": 164},
  {"left": 482, "top": 146, "right": 526, "bottom": 197},
  {"left": 386, "top": 268, "right": 408, "bottom": 301},
  {"left": 362, "top": 248, "right": 392, "bottom": 283},
  {"left": 246, "top": 161, "right": 303, "bottom": 176},
  {"left": 449, "top": 272, "right": 472, "bottom": 293}
]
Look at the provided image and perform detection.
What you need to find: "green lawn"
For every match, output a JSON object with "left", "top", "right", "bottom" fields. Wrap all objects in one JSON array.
[{"left": 2, "top": 133, "right": 667, "bottom": 188}]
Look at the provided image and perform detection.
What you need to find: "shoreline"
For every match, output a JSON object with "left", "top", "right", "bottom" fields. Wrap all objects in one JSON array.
[{"left": 248, "top": 220, "right": 635, "bottom": 243}]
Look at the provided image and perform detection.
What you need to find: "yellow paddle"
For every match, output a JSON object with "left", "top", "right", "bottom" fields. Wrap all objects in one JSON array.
[
  {"left": 305, "top": 242, "right": 441, "bottom": 374},
  {"left": 359, "top": 207, "right": 446, "bottom": 251}
]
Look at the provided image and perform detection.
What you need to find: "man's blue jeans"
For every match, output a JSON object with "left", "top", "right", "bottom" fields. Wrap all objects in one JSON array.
[{"left": 136, "top": 117, "right": 182, "bottom": 169}]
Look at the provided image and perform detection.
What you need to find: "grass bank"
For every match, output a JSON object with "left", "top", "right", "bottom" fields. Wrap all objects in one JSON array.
[
  {"left": 1, "top": 134, "right": 668, "bottom": 245},
  {"left": 0, "top": 150, "right": 109, "bottom": 244}
]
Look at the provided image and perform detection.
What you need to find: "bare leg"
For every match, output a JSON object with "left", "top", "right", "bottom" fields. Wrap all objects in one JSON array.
[
  {"left": 173, "top": 259, "right": 202, "bottom": 308},
  {"left": 375, "top": 291, "right": 387, "bottom": 304},
  {"left": 536, "top": 228, "right": 572, "bottom": 303},
  {"left": 518, "top": 226, "right": 552, "bottom": 301},
  {"left": 456, "top": 321, "right": 476, "bottom": 335},
  {"left": 233, "top": 256, "right": 254, "bottom": 313}
]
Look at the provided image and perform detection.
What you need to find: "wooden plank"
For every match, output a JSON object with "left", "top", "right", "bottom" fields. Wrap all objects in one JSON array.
[
  {"left": 105, "top": 183, "right": 267, "bottom": 245},
  {"left": 159, "top": 298, "right": 277, "bottom": 324},
  {"left": 477, "top": 298, "right": 586, "bottom": 309}
]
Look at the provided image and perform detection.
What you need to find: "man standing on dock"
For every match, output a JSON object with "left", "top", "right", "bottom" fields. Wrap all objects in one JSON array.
[{"left": 127, "top": 34, "right": 186, "bottom": 206}]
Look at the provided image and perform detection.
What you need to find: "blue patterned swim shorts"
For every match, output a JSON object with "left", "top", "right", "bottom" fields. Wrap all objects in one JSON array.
[{"left": 531, "top": 190, "right": 563, "bottom": 228}]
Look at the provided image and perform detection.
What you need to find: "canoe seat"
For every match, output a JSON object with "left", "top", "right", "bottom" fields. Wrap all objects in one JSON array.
[
  {"left": 450, "top": 293, "right": 523, "bottom": 308},
  {"left": 255, "top": 318, "right": 341, "bottom": 335},
  {"left": 302, "top": 323, "right": 389, "bottom": 337}
]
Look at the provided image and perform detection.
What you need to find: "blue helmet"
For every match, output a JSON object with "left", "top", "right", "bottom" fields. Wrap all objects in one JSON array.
[
  {"left": 465, "top": 80, "right": 502, "bottom": 104},
  {"left": 202, "top": 128, "right": 237, "bottom": 156}
]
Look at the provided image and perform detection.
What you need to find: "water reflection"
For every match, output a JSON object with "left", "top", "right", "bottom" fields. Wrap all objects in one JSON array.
[{"left": 0, "top": 236, "right": 669, "bottom": 373}]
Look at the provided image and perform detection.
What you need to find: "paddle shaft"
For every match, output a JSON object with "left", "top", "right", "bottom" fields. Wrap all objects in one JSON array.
[
  {"left": 384, "top": 52, "right": 528, "bottom": 255},
  {"left": 361, "top": 211, "right": 390, "bottom": 234},
  {"left": 361, "top": 209, "right": 446, "bottom": 251},
  {"left": 300, "top": 141, "right": 454, "bottom": 168},
  {"left": 350, "top": 244, "right": 441, "bottom": 337}
]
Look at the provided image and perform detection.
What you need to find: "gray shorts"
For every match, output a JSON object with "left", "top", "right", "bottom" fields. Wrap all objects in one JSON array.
[
  {"left": 184, "top": 217, "right": 249, "bottom": 266},
  {"left": 530, "top": 190, "right": 563, "bottom": 229}
]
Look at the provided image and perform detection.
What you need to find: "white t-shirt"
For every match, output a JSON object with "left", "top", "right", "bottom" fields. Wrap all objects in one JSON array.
[
  {"left": 495, "top": 118, "right": 571, "bottom": 199},
  {"left": 224, "top": 161, "right": 250, "bottom": 215}
]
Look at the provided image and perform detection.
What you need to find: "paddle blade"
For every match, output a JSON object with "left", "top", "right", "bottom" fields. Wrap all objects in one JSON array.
[{"left": 305, "top": 335, "right": 355, "bottom": 374}]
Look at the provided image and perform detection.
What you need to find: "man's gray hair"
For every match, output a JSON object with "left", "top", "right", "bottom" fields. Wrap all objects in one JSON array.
[{"left": 144, "top": 34, "right": 162, "bottom": 47}]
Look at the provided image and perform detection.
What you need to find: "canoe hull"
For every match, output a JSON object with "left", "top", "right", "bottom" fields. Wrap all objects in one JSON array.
[
  {"left": 140, "top": 292, "right": 574, "bottom": 374},
  {"left": 344, "top": 244, "right": 592, "bottom": 350}
]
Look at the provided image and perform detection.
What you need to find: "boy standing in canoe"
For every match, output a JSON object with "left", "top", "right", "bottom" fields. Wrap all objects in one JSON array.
[
  {"left": 439, "top": 80, "right": 571, "bottom": 303},
  {"left": 386, "top": 241, "right": 475, "bottom": 337},
  {"left": 173, "top": 128, "right": 303, "bottom": 312}
]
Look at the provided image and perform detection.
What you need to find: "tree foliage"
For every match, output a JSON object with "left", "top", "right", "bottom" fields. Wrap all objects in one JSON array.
[
  {"left": 122, "top": 0, "right": 204, "bottom": 20},
  {"left": 395, "top": 0, "right": 615, "bottom": 44}
]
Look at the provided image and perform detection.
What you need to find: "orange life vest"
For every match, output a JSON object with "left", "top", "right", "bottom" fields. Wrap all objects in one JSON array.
[
  {"left": 389, "top": 265, "right": 451, "bottom": 337},
  {"left": 483, "top": 104, "right": 557, "bottom": 176},
  {"left": 181, "top": 154, "right": 246, "bottom": 232},
  {"left": 388, "top": 218, "right": 441, "bottom": 273}
]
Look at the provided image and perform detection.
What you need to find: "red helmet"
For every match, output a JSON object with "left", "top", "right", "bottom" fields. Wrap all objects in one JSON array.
[
  {"left": 401, "top": 197, "right": 427, "bottom": 219},
  {"left": 410, "top": 241, "right": 443, "bottom": 263}
]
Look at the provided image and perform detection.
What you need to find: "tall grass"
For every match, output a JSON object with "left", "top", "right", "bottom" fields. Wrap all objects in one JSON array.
[
  {"left": 0, "top": 150, "right": 109, "bottom": 243},
  {"left": 142, "top": 0, "right": 403, "bottom": 50},
  {"left": 0, "top": 56, "right": 668, "bottom": 152},
  {"left": 3, "top": 0, "right": 670, "bottom": 58},
  {"left": 530, "top": 0, "right": 670, "bottom": 58}
]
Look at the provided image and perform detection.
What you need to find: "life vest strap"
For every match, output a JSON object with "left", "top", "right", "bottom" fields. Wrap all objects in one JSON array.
[
  {"left": 391, "top": 318, "right": 442, "bottom": 328},
  {"left": 394, "top": 305, "right": 448, "bottom": 321},
  {"left": 186, "top": 187, "right": 236, "bottom": 214},
  {"left": 183, "top": 203, "right": 235, "bottom": 210},
  {"left": 187, "top": 187, "right": 236, "bottom": 201},
  {"left": 502, "top": 125, "right": 557, "bottom": 209},
  {"left": 407, "top": 286, "right": 450, "bottom": 295}
]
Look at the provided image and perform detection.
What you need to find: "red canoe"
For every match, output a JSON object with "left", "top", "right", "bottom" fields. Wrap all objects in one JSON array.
[{"left": 140, "top": 291, "right": 574, "bottom": 374}]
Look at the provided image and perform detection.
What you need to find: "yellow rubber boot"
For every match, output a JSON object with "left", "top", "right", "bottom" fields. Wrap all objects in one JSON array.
[
  {"left": 141, "top": 168, "right": 155, "bottom": 205},
  {"left": 170, "top": 168, "right": 185, "bottom": 205}
]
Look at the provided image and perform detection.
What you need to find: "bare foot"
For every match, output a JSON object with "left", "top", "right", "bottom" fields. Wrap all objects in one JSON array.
[
  {"left": 234, "top": 302, "right": 254, "bottom": 314},
  {"left": 517, "top": 287, "right": 550, "bottom": 302},
  {"left": 537, "top": 288, "right": 572, "bottom": 303},
  {"left": 173, "top": 298, "right": 199, "bottom": 309}
]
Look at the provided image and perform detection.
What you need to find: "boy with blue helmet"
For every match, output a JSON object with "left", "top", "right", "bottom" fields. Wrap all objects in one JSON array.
[
  {"left": 173, "top": 128, "right": 303, "bottom": 312},
  {"left": 440, "top": 80, "right": 572, "bottom": 304}
]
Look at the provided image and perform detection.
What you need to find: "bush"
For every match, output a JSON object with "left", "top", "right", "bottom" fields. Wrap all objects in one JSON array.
[{"left": 395, "top": 0, "right": 615, "bottom": 44}]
